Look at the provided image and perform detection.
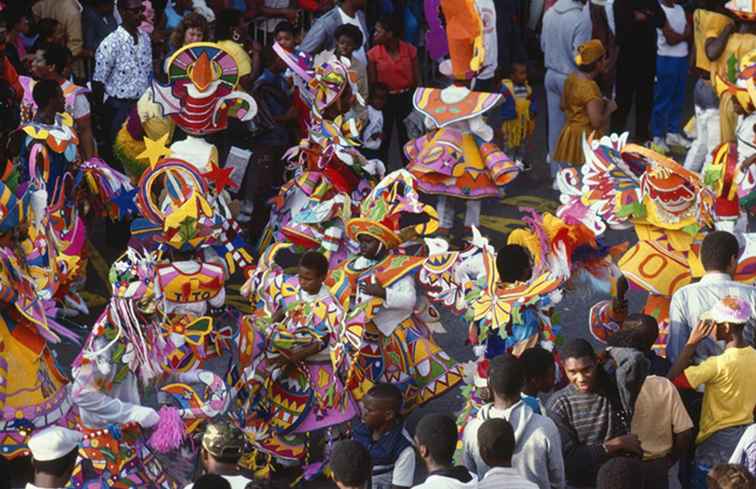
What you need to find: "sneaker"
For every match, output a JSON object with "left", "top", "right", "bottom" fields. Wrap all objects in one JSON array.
[
  {"left": 518, "top": 159, "right": 532, "bottom": 172},
  {"left": 651, "top": 137, "right": 670, "bottom": 154},
  {"left": 666, "top": 133, "right": 692, "bottom": 149}
]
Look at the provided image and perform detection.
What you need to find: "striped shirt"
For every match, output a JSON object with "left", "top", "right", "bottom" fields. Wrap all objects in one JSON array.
[
  {"left": 545, "top": 383, "right": 626, "bottom": 487},
  {"left": 477, "top": 467, "right": 539, "bottom": 489}
]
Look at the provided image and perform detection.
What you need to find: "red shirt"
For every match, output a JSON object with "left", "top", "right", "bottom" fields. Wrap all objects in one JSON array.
[{"left": 367, "top": 42, "right": 417, "bottom": 92}]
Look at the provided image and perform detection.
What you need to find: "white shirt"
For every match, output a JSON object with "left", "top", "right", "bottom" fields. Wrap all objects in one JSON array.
[
  {"left": 185, "top": 474, "right": 254, "bottom": 489},
  {"left": 373, "top": 444, "right": 416, "bottom": 489},
  {"left": 657, "top": 3, "right": 688, "bottom": 57},
  {"left": 261, "top": 0, "right": 291, "bottom": 32},
  {"left": 26, "top": 484, "right": 65, "bottom": 489},
  {"left": 475, "top": 0, "right": 498, "bottom": 80},
  {"left": 478, "top": 467, "right": 540, "bottom": 489},
  {"left": 668, "top": 272, "right": 756, "bottom": 363},
  {"left": 338, "top": 7, "right": 368, "bottom": 66},
  {"left": 363, "top": 105, "right": 384, "bottom": 150},
  {"left": 94, "top": 26, "right": 152, "bottom": 99},
  {"left": 412, "top": 474, "right": 478, "bottom": 489},
  {"left": 61, "top": 80, "right": 91, "bottom": 120}
]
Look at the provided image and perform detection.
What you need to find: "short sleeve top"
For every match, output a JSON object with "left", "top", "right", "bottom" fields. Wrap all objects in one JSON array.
[{"left": 367, "top": 42, "right": 417, "bottom": 92}]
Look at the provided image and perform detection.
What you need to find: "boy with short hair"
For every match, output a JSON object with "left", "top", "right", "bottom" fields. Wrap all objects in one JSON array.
[
  {"left": 362, "top": 83, "right": 387, "bottom": 160},
  {"left": 463, "top": 354, "right": 565, "bottom": 489},
  {"left": 667, "top": 296, "right": 756, "bottom": 487},
  {"left": 520, "top": 347, "right": 556, "bottom": 415},
  {"left": 413, "top": 414, "right": 475, "bottom": 489},
  {"left": 476, "top": 418, "right": 539, "bottom": 489},
  {"left": 352, "top": 383, "right": 415, "bottom": 489},
  {"left": 314, "top": 23, "right": 367, "bottom": 101},
  {"left": 331, "top": 440, "right": 373, "bottom": 489}
]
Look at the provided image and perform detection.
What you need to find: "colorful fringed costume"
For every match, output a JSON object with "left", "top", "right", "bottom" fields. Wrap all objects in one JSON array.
[
  {"left": 0, "top": 180, "right": 76, "bottom": 460},
  {"left": 262, "top": 50, "right": 384, "bottom": 266},
  {"left": 405, "top": 86, "right": 521, "bottom": 231},
  {"left": 557, "top": 133, "right": 756, "bottom": 356},
  {"left": 232, "top": 243, "right": 357, "bottom": 475},
  {"left": 327, "top": 171, "right": 463, "bottom": 412}
]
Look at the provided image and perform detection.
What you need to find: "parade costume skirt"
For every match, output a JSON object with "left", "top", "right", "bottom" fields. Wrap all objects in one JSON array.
[
  {"left": 404, "top": 128, "right": 520, "bottom": 200},
  {"left": 293, "top": 361, "right": 359, "bottom": 433},
  {"left": 347, "top": 316, "right": 463, "bottom": 413}
]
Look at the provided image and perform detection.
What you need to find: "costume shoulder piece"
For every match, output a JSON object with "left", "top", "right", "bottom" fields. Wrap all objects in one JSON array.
[{"left": 413, "top": 86, "right": 501, "bottom": 128}]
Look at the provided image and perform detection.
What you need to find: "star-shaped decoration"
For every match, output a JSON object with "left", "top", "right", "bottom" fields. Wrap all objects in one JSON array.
[
  {"left": 136, "top": 133, "right": 172, "bottom": 169},
  {"left": 111, "top": 188, "right": 139, "bottom": 219},
  {"left": 203, "top": 162, "right": 236, "bottom": 193}
]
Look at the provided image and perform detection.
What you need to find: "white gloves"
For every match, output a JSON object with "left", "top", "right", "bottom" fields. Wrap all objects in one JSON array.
[{"left": 133, "top": 406, "right": 160, "bottom": 428}]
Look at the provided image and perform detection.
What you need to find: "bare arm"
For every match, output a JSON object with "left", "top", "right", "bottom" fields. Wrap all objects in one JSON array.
[
  {"left": 670, "top": 428, "right": 694, "bottom": 465},
  {"left": 662, "top": 21, "right": 687, "bottom": 45},
  {"left": 705, "top": 22, "right": 736, "bottom": 62},
  {"left": 76, "top": 115, "right": 96, "bottom": 160},
  {"left": 586, "top": 98, "right": 613, "bottom": 130}
]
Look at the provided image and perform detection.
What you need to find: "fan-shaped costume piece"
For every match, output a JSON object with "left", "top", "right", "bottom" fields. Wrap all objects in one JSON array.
[
  {"left": 405, "top": 87, "right": 521, "bottom": 199},
  {"left": 152, "top": 42, "right": 257, "bottom": 136}
]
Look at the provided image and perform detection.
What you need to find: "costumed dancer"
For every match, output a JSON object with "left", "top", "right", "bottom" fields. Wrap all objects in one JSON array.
[
  {"left": 405, "top": 0, "right": 521, "bottom": 238},
  {"left": 0, "top": 180, "right": 77, "bottom": 460},
  {"left": 264, "top": 45, "right": 385, "bottom": 266},
  {"left": 327, "top": 170, "right": 463, "bottom": 414},
  {"left": 417, "top": 210, "right": 624, "bottom": 423},
  {"left": 231, "top": 247, "right": 357, "bottom": 479},
  {"left": 71, "top": 249, "right": 229, "bottom": 487},
  {"left": 709, "top": 49, "right": 756, "bottom": 227},
  {"left": 557, "top": 132, "right": 756, "bottom": 357},
  {"left": 133, "top": 159, "right": 243, "bottom": 373},
  {"left": 17, "top": 78, "right": 135, "bottom": 317},
  {"left": 698, "top": 0, "right": 756, "bottom": 144}
]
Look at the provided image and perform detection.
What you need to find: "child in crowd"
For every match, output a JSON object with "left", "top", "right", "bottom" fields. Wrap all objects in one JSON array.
[
  {"left": 707, "top": 464, "right": 755, "bottom": 489},
  {"left": 330, "top": 440, "right": 373, "bottom": 489},
  {"left": 314, "top": 24, "right": 368, "bottom": 102},
  {"left": 274, "top": 20, "right": 297, "bottom": 51},
  {"left": 651, "top": 0, "right": 692, "bottom": 154},
  {"left": 667, "top": 296, "right": 756, "bottom": 488},
  {"left": 554, "top": 39, "right": 615, "bottom": 168},
  {"left": 413, "top": 414, "right": 475, "bottom": 488},
  {"left": 476, "top": 418, "right": 539, "bottom": 489},
  {"left": 520, "top": 347, "right": 556, "bottom": 415},
  {"left": 352, "top": 384, "right": 415, "bottom": 489},
  {"left": 362, "top": 83, "right": 387, "bottom": 160},
  {"left": 499, "top": 62, "right": 536, "bottom": 170}
]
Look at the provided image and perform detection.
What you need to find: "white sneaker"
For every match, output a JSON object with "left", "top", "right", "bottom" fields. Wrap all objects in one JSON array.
[
  {"left": 666, "top": 133, "right": 692, "bottom": 149},
  {"left": 651, "top": 137, "right": 670, "bottom": 154}
]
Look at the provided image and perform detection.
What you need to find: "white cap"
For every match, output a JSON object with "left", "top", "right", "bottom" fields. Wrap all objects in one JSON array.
[{"left": 28, "top": 427, "right": 82, "bottom": 462}]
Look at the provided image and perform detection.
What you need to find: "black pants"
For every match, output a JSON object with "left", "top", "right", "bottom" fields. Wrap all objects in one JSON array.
[
  {"left": 380, "top": 90, "right": 413, "bottom": 165},
  {"left": 611, "top": 45, "right": 656, "bottom": 142},
  {"left": 101, "top": 96, "right": 139, "bottom": 169}
]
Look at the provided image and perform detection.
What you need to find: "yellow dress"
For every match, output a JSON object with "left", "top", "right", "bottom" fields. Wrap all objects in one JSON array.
[{"left": 553, "top": 73, "right": 602, "bottom": 166}]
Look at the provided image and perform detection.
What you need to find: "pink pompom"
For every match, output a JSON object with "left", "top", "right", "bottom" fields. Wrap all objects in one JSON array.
[{"left": 148, "top": 406, "right": 185, "bottom": 453}]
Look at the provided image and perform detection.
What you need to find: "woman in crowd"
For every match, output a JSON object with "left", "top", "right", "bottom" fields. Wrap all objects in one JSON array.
[{"left": 367, "top": 15, "right": 421, "bottom": 165}]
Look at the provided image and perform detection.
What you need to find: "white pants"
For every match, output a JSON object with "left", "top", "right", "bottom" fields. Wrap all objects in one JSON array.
[
  {"left": 684, "top": 107, "right": 721, "bottom": 173},
  {"left": 545, "top": 69, "right": 568, "bottom": 176},
  {"left": 437, "top": 196, "right": 481, "bottom": 229}
]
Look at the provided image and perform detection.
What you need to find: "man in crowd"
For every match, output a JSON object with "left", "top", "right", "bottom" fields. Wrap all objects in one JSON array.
[
  {"left": 92, "top": 0, "right": 152, "bottom": 162},
  {"left": 84, "top": 0, "right": 118, "bottom": 56},
  {"left": 414, "top": 414, "right": 475, "bottom": 489},
  {"left": 26, "top": 427, "right": 82, "bottom": 489},
  {"left": 300, "top": 0, "right": 368, "bottom": 65},
  {"left": 463, "top": 354, "right": 565, "bottom": 489},
  {"left": 32, "top": 0, "right": 86, "bottom": 59},
  {"left": 476, "top": 419, "right": 540, "bottom": 489},
  {"left": 668, "top": 231, "right": 756, "bottom": 364},
  {"left": 546, "top": 339, "right": 642, "bottom": 487},
  {"left": 186, "top": 420, "right": 254, "bottom": 488}
]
